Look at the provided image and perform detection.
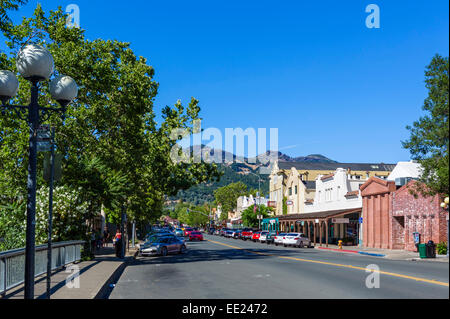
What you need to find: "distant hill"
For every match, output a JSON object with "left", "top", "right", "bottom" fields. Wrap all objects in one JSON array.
[{"left": 169, "top": 146, "right": 336, "bottom": 205}]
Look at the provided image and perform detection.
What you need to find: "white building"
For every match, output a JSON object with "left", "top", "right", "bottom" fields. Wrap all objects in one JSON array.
[
  {"left": 304, "top": 167, "right": 365, "bottom": 213},
  {"left": 236, "top": 195, "right": 268, "bottom": 219},
  {"left": 387, "top": 161, "right": 422, "bottom": 181}
]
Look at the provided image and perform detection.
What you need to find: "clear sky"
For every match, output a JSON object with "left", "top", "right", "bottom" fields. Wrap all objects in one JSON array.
[{"left": 7, "top": 0, "right": 449, "bottom": 163}]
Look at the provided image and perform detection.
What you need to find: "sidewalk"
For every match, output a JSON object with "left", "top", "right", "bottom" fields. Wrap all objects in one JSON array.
[
  {"left": 4, "top": 243, "right": 136, "bottom": 299},
  {"left": 315, "top": 244, "right": 449, "bottom": 262}
]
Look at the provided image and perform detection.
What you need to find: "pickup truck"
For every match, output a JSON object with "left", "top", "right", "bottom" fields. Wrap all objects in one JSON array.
[{"left": 240, "top": 228, "right": 253, "bottom": 240}]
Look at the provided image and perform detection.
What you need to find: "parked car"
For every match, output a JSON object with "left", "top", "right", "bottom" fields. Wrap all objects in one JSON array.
[
  {"left": 138, "top": 236, "right": 186, "bottom": 256},
  {"left": 265, "top": 231, "right": 278, "bottom": 245},
  {"left": 231, "top": 229, "right": 242, "bottom": 239},
  {"left": 224, "top": 229, "right": 235, "bottom": 238},
  {"left": 184, "top": 227, "right": 194, "bottom": 237},
  {"left": 251, "top": 231, "right": 262, "bottom": 242},
  {"left": 214, "top": 229, "right": 221, "bottom": 235},
  {"left": 208, "top": 227, "right": 216, "bottom": 235},
  {"left": 240, "top": 228, "right": 253, "bottom": 240},
  {"left": 189, "top": 231, "right": 204, "bottom": 241},
  {"left": 219, "top": 228, "right": 228, "bottom": 236},
  {"left": 273, "top": 233, "right": 287, "bottom": 246},
  {"left": 282, "top": 233, "right": 312, "bottom": 248},
  {"left": 174, "top": 228, "right": 184, "bottom": 237},
  {"left": 258, "top": 231, "right": 270, "bottom": 243}
]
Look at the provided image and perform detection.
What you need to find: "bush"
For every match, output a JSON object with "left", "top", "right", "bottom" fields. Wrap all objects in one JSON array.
[{"left": 437, "top": 242, "right": 447, "bottom": 255}]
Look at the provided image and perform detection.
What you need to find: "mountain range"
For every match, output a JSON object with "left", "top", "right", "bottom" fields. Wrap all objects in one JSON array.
[{"left": 170, "top": 146, "right": 336, "bottom": 205}]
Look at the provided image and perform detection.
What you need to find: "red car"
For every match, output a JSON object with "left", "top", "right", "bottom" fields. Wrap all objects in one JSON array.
[
  {"left": 251, "top": 231, "right": 262, "bottom": 242},
  {"left": 189, "top": 231, "right": 203, "bottom": 241},
  {"left": 184, "top": 227, "right": 194, "bottom": 237},
  {"left": 240, "top": 228, "right": 253, "bottom": 240}
]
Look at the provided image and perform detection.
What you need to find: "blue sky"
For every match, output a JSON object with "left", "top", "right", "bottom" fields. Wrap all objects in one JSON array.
[{"left": 7, "top": 0, "right": 449, "bottom": 163}]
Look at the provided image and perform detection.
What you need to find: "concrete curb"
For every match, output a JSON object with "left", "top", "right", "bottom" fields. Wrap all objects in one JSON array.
[
  {"left": 357, "top": 251, "right": 386, "bottom": 257},
  {"left": 317, "top": 246, "right": 386, "bottom": 257},
  {"left": 94, "top": 256, "right": 133, "bottom": 299},
  {"left": 317, "top": 247, "right": 359, "bottom": 253}
]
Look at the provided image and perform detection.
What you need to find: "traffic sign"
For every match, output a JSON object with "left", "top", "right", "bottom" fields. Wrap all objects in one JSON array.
[{"left": 332, "top": 218, "right": 349, "bottom": 224}]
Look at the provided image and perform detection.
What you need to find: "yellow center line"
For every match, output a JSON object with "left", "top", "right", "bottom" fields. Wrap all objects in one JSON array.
[{"left": 208, "top": 239, "right": 449, "bottom": 287}]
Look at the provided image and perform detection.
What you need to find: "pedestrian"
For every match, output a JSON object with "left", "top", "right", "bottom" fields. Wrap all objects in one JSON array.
[
  {"left": 103, "top": 227, "right": 110, "bottom": 247},
  {"left": 114, "top": 228, "right": 122, "bottom": 258},
  {"left": 90, "top": 231, "right": 96, "bottom": 253},
  {"left": 96, "top": 229, "right": 102, "bottom": 249}
]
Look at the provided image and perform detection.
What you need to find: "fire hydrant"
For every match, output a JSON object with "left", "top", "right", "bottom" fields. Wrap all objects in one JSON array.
[{"left": 338, "top": 240, "right": 343, "bottom": 249}]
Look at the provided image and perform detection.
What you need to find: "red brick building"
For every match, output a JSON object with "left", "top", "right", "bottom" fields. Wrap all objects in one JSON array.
[{"left": 361, "top": 177, "right": 448, "bottom": 251}]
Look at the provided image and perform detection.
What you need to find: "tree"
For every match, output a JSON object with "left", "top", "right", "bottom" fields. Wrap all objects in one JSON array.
[
  {"left": 402, "top": 54, "right": 449, "bottom": 197},
  {"left": 241, "top": 205, "right": 271, "bottom": 228},
  {"left": 213, "top": 182, "right": 248, "bottom": 221},
  {"left": 0, "top": 0, "right": 28, "bottom": 33},
  {"left": 0, "top": 4, "right": 220, "bottom": 249}
]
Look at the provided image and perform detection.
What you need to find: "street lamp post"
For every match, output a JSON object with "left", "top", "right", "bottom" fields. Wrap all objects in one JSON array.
[
  {"left": 0, "top": 44, "right": 78, "bottom": 299},
  {"left": 440, "top": 196, "right": 449, "bottom": 257}
]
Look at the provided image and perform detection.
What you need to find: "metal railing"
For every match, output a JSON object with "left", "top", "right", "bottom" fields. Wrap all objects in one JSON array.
[{"left": 0, "top": 240, "right": 84, "bottom": 297}]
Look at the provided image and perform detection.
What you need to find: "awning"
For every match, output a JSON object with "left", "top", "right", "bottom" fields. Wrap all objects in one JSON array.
[{"left": 277, "top": 208, "right": 361, "bottom": 221}]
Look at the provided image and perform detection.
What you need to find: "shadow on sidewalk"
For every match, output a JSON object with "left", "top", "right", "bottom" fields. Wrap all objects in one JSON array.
[{"left": 4, "top": 245, "right": 124, "bottom": 299}]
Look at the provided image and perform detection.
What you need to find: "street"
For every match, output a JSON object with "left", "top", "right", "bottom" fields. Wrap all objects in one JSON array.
[{"left": 109, "top": 234, "right": 449, "bottom": 299}]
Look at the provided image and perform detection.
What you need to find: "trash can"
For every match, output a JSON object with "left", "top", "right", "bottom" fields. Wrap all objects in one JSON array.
[
  {"left": 426, "top": 240, "right": 436, "bottom": 258},
  {"left": 418, "top": 243, "right": 427, "bottom": 258}
]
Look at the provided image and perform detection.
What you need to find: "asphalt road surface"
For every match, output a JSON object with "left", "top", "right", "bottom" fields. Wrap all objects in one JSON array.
[{"left": 109, "top": 234, "right": 449, "bottom": 299}]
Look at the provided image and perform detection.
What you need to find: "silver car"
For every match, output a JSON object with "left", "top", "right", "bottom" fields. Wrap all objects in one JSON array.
[
  {"left": 282, "top": 233, "right": 312, "bottom": 248},
  {"left": 258, "top": 231, "right": 270, "bottom": 243},
  {"left": 273, "top": 233, "right": 287, "bottom": 246},
  {"left": 138, "top": 236, "right": 186, "bottom": 256}
]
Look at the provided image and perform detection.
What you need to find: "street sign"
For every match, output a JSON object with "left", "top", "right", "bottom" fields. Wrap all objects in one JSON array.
[
  {"left": 37, "top": 141, "right": 51, "bottom": 152},
  {"left": 332, "top": 218, "right": 349, "bottom": 224},
  {"left": 37, "top": 125, "right": 52, "bottom": 152},
  {"left": 37, "top": 125, "right": 51, "bottom": 141},
  {"left": 359, "top": 217, "right": 363, "bottom": 224},
  {"left": 43, "top": 153, "right": 63, "bottom": 182},
  {"left": 267, "top": 201, "right": 276, "bottom": 208},
  {"left": 257, "top": 215, "right": 263, "bottom": 220}
]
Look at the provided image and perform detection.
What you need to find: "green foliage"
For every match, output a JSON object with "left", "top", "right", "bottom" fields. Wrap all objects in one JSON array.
[
  {"left": 282, "top": 196, "right": 288, "bottom": 215},
  {"left": 0, "top": 4, "right": 220, "bottom": 250},
  {"left": 402, "top": 54, "right": 449, "bottom": 197},
  {"left": 0, "top": 0, "right": 28, "bottom": 33},
  {"left": 214, "top": 182, "right": 248, "bottom": 220},
  {"left": 174, "top": 163, "right": 269, "bottom": 205},
  {"left": 174, "top": 202, "right": 211, "bottom": 227},
  {"left": 240, "top": 205, "right": 271, "bottom": 228},
  {"left": 437, "top": 242, "right": 447, "bottom": 255}
]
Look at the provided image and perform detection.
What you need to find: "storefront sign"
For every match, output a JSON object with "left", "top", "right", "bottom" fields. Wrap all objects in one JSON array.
[
  {"left": 270, "top": 219, "right": 276, "bottom": 224},
  {"left": 286, "top": 200, "right": 293, "bottom": 206},
  {"left": 267, "top": 201, "right": 276, "bottom": 208},
  {"left": 332, "top": 218, "right": 349, "bottom": 224}
]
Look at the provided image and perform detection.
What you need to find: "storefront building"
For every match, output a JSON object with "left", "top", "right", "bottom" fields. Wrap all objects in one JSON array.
[
  {"left": 361, "top": 177, "right": 448, "bottom": 251},
  {"left": 262, "top": 217, "right": 279, "bottom": 232}
]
